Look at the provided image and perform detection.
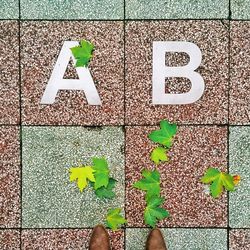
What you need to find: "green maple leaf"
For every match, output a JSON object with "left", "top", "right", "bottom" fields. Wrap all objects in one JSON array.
[
  {"left": 144, "top": 196, "right": 169, "bottom": 227},
  {"left": 69, "top": 166, "right": 95, "bottom": 192},
  {"left": 95, "top": 178, "right": 117, "bottom": 199},
  {"left": 133, "top": 169, "right": 160, "bottom": 201},
  {"left": 201, "top": 167, "right": 235, "bottom": 198},
  {"left": 70, "top": 40, "right": 94, "bottom": 67},
  {"left": 92, "top": 157, "right": 110, "bottom": 190},
  {"left": 148, "top": 120, "right": 177, "bottom": 148},
  {"left": 105, "top": 208, "right": 127, "bottom": 231},
  {"left": 150, "top": 147, "right": 169, "bottom": 165}
]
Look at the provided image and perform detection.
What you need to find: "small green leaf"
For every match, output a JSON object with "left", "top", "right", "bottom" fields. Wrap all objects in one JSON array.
[
  {"left": 148, "top": 120, "right": 177, "bottom": 148},
  {"left": 95, "top": 178, "right": 117, "bottom": 199},
  {"left": 201, "top": 167, "right": 236, "bottom": 198},
  {"left": 133, "top": 169, "right": 160, "bottom": 201},
  {"left": 69, "top": 166, "right": 95, "bottom": 192},
  {"left": 222, "top": 173, "right": 235, "bottom": 191},
  {"left": 201, "top": 168, "right": 220, "bottom": 183},
  {"left": 70, "top": 40, "right": 94, "bottom": 67},
  {"left": 92, "top": 157, "right": 110, "bottom": 190},
  {"left": 105, "top": 208, "right": 127, "bottom": 231},
  {"left": 144, "top": 196, "right": 169, "bottom": 227},
  {"left": 150, "top": 147, "right": 169, "bottom": 165}
]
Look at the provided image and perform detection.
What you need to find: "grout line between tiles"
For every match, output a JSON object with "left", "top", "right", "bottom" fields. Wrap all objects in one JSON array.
[
  {"left": 227, "top": 1, "right": 232, "bottom": 248},
  {"left": 123, "top": 1, "right": 127, "bottom": 249},
  {"left": 0, "top": 124, "right": 250, "bottom": 127},
  {"left": 2, "top": 18, "right": 250, "bottom": 21},
  {"left": 2, "top": 226, "right": 248, "bottom": 230},
  {"left": 2, "top": 226, "right": 244, "bottom": 230},
  {"left": 18, "top": 0, "right": 22, "bottom": 249}
]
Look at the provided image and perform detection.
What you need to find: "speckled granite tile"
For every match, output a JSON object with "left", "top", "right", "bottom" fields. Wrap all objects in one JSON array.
[
  {"left": 20, "top": 0, "right": 123, "bottom": 19},
  {"left": 229, "top": 127, "right": 250, "bottom": 228},
  {"left": 0, "top": 126, "right": 20, "bottom": 228},
  {"left": 125, "top": 21, "right": 229, "bottom": 125},
  {"left": 0, "top": 1, "right": 19, "bottom": 19},
  {"left": 0, "top": 230, "right": 20, "bottom": 250},
  {"left": 230, "top": 229, "right": 250, "bottom": 250},
  {"left": 22, "top": 126, "right": 125, "bottom": 228},
  {"left": 126, "top": 228, "right": 227, "bottom": 250},
  {"left": 231, "top": 0, "right": 250, "bottom": 19},
  {"left": 230, "top": 22, "right": 250, "bottom": 124},
  {"left": 126, "top": 126, "right": 227, "bottom": 227},
  {"left": 0, "top": 21, "right": 20, "bottom": 124},
  {"left": 21, "top": 21, "right": 124, "bottom": 125},
  {"left": 126, "top": 0, "right": 229, "bottom": 19},
  {"left": 21, "top": 229, "right": 124, "bottom": 250}
]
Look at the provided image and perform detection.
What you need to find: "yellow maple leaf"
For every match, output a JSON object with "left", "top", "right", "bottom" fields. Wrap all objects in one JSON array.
[{"left": 69, "top": 166, "right": 95, "bottom": 192}]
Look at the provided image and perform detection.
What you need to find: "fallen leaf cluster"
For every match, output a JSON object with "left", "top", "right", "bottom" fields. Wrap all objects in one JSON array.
[
  {"left": 133, "top": 120, "right": 178, "bottom": 227},
  {"left": 69, "top": 157, "right": 126, "bottom": 230},
  {"left": 133, "top": 169, "right": 169, "bottom": 227},
  {"left": 149, "top": 120, "right": 178, "bottom": 165}
]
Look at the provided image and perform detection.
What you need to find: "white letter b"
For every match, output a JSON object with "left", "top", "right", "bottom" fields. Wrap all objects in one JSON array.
[{"left": 152, "top": 41, "right": 205, "bottom": 105}]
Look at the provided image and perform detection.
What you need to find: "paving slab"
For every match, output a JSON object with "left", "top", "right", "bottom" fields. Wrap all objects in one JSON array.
[
  {"left": 125, "top": 126, "right": 227, "bottom": 227},
  {"left": 229, "top": 126, "right": 250, "bottom": 228},
  {"left": 126, "top": 228, "right": 227, "bottom": 250},
  {"left": 230, "top": 21, "right": 250, "bottom": 124},
  {"left": 21, "top": 229, "right": 124, "bottom": 250},
  {"left": 0, "top": 126, "right": 20, "bottom": 228},
  {"left": 22, "top": 126, "right": 125, "bottom": 228},
  {"left": 0, "top": 230, "right": 20, "bottom": 250},
  {"left": 0, "top": 0, "right": 19, "bottom": 19},
  {"left": 230, "top": 229, "right": 250, "bottom": 250},
  {"left": 231, "top": 0, "right": 250, "bottom": 20},
  {"left": 125, "top": 21, "right": 229, "bottom": 125},
  {"left": 126, "top": 0, "right": 229, "bottom": 19},
  {"left": 20, "top": 0, "right": 123, "bottom": 19},
  {"left": 21, "top": 21, "right": 124, "bottom": 125},
  {"left": 0, "top": 21, "right": 20, "bottom": 124}
]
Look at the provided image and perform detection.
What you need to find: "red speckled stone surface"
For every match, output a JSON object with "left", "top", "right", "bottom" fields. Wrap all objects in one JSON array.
[
  {"left": 21, "top": 21, "right": 124, "bottom": 125},
  {"left": 0, "top": 126, "right": 20, "bottom": 228},
  {"left": 230, "top": 21, "right": 250, "bottom": 124},
  {"left": 125, "top": 21, "right": 229, "bottom": 125},
  {"left": 125, "top": 125, "right": 227, "bottom": 227},
  {"left": 0, "top": 21, "right": 20, "bottom": 124},
  {"left": 230, "top": 229, "right": 250, "bottom": 250},
  {"left": 0, "top": 230, "right": 20, "bottom": 250}
]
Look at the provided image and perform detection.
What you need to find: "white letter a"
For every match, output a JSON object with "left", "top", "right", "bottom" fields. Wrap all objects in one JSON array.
[{"left": 41, "top": 41, "right": 101, "bottom": 105}]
